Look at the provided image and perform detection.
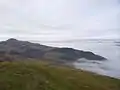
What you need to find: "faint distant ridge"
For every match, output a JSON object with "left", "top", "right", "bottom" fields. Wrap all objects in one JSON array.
[
  {"left": 0, "top": 38, "right": 106, "bottom": 63},
  {"left": 115, "top": 41, "right": 120, "bottom": 46},
  {"left": 33, "top": 38, "right": 119, "bottom": 43}
]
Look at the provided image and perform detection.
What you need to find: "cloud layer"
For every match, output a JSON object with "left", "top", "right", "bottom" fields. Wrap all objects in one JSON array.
[{"left": 0, "top": 0, "right": 119, "bottom": 41}]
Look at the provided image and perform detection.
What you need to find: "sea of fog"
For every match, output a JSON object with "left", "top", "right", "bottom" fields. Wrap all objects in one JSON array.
[{"left": 33, "top": 39, "right": 120, "bottom": 78}]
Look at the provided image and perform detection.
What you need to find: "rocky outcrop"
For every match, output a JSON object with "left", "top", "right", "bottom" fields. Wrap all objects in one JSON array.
[{"left": 0, "top": 38, "right": 106, "bottom": 63}]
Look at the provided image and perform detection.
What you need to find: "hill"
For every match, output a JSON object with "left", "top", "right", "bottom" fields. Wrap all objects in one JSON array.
[
  {"left": 0, "top": 61, "right": 120, "bottom": 90},
  {"left": 0, "top": 38, "right": 106, "bottom": 64}
]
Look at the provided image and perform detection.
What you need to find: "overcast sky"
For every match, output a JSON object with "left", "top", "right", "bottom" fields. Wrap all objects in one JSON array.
[{"left": 0, "top": 0, "right": 119, "bottom": 41}]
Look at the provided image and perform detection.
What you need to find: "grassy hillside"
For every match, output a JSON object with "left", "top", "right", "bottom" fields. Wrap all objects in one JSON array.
[{"left": 0, "top": 61, "right": 120, "bottom": 90}]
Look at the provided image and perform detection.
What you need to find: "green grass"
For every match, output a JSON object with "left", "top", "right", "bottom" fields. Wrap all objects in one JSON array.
[{"left": 0, "top": 61, "right": 120, "bottom": 90}]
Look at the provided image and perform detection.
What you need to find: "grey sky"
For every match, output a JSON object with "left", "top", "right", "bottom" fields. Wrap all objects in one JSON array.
[{"left": 0, "top": 0, "right": 119, "bottom": 41}]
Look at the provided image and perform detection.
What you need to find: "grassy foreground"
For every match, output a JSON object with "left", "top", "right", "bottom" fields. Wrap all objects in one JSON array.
[{"left": 0, "top": 61, "right": 120, "bottom": 90}]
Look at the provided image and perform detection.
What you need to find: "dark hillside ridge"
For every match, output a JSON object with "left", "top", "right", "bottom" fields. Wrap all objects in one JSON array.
[
  {"left": 115, "top": 42, "right": 120, "bottom": 46},
  {"left": 0, "top": 38, "right": 106, "bottom": 63}
]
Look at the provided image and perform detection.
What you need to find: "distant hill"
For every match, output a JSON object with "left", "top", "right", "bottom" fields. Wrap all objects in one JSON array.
[
  {"left": 0, "top": 38, "right": 106, "bottom": 63},
  {"left": 115, "top": 41, "right": 120, "bottom": 46}
]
